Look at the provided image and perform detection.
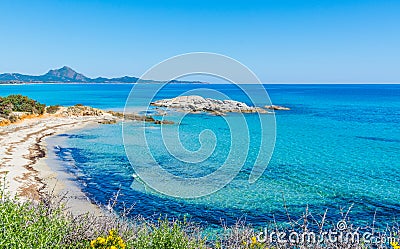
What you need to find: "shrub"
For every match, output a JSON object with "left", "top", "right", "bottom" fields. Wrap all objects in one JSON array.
[
  {"left": 0, "top": 95, "right": 46, "bottom": 116},
  {"left": 0, "top": 184, "right": 206, "bottom": 249},
  {"left": 90, "top": 230, "right": 126, "bottom": 249},
  {"left": 0, "top": 195, "right": 87, "bottom": 248},
  {"left": 8, "top": 114, "right": 19, "bottom": 123},
  {"left": 46, "top": 105, "right": 61, "bottom": 114},
  {"left": 130, "top": 218, "right": 206, "bottom": 249},
  {"left": 0, "top": 99, "right": 13, "bottom": 117}
]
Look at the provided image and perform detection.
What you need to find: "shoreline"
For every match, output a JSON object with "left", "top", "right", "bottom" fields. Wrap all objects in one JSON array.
[
  {"left": 0, "top": 115, "right": 112, "bottom": 215},
  {"left": 38, "top": 123, "right": 104, "bottom": 216}
]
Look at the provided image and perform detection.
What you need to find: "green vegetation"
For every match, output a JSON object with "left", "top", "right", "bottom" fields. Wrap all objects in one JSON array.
[
  {"left": 0, "top": 94, "right": 45, "bottom": 115},
  {"left": 0, "top": 95, "right": 46, "bottom": 122},
  {"left": 0, "top": 185, "right": 206, "bottom": 249},
  {"left": 0, "top": 196, "right": 85, "bottom": 248},
  {"left": 129, "top": 218, "right": 205, "bottom": 249},
  {"left": 46, "top": 105, "right": 61, "bottom": 114}
]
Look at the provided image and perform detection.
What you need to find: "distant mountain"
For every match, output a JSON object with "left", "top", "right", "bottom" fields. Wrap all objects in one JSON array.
[
  {"left": 44, "top": 66, "right": 89, "bottom": 82},
  {"left": 0, "top": 66, "right": 204, "bottom": 84}
]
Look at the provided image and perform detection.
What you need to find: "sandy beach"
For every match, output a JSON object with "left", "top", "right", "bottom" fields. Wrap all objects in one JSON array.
[{"left": 0, "top": 114, "right": 114, "bottom": 215}]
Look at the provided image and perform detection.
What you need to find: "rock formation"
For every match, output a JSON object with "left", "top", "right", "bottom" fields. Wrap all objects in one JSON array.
[
  {"left": 151, "top": 95, "right": 268, "bottom": 114},
  {"left": 264, "top": 105, "right": 290, "bottom": 111}
]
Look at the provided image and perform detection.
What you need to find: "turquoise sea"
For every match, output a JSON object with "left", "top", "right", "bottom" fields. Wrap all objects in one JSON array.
[{"left": 1, "top": 84, "right": 399, "bottom": 228}]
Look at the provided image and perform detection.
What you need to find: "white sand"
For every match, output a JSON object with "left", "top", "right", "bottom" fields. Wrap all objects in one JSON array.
[{"left": 0, "top": 115, "right": 112, "bottom": 215}]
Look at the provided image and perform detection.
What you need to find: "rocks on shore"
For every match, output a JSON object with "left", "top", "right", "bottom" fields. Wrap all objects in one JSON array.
[
  {"left": 53, "top": 105, "right": 120, "bottom": 124},
  {"left": 151, "top": 95, "right": 269, "bottom": 114},
  {"left": 56, "top": 106, "right": 175, "bottom": 124},
  {"left": 0, "top": 104, "right": 174, "bottom": 127},
  {"left": 55, "top": 106, "right": 175, "bottom": 125},
  {"left": 57, "top": 105, "right": 107, "bottom": 117},
  {"left": 98, "top": 119, "right": 117, "bottom": 124},
  {"left": 264, "top": 105, "right": 290, "bottom": 111}
]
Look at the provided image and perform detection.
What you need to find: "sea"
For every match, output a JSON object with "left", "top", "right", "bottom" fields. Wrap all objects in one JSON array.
[{"left": 1, "top": 83, "right": 399, "bottom": 229}]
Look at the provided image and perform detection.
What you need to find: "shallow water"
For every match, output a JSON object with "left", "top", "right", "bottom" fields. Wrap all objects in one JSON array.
[{"left": 1, "top": 84, "right": 399, "bottom": 228}]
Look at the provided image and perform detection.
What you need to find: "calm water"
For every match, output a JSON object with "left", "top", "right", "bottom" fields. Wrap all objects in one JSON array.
[{"left": 1, "top": 84, "right": 399, "bottom": 228}]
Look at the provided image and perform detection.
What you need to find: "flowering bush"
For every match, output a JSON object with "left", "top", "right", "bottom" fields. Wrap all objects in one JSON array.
[{"left": 90, "top": 230, "right": 126, "bottom": 249}]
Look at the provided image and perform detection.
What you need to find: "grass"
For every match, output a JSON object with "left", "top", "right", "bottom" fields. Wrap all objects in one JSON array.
[{"left": 0, "top": 196, "right": 80, "bottom": 248}]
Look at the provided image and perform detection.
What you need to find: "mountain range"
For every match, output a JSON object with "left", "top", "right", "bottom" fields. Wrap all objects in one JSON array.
[{"left": 0, "top": 66, "right": 204, "bottom": 84}]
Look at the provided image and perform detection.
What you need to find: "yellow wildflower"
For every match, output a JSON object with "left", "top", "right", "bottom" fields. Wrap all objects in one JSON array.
[
  {"left": 89, "top": 230, "right": 125, "bottom": 249},
  {"left": 391, "top": 241, "right": 400, "bottom": 249},
  {"left": 97, "top": 237, "right": 106, "bottom": 244},
  {"left": 118, "top": 239, "right": 126, "bottom": 248}
]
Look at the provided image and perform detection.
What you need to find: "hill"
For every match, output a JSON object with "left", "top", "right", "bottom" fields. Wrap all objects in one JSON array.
[{"left": 0, "top": 66, "right": 204, "bottom": 84}]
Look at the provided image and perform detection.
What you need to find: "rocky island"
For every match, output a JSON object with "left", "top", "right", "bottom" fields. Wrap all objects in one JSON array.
[{"left": 151, "top": 95, "right": 269, "bottom": 115}]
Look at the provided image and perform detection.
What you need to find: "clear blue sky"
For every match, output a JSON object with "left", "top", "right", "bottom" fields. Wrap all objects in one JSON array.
[{"left": 0, "top": 0, "right": 399, "bottom": 83}]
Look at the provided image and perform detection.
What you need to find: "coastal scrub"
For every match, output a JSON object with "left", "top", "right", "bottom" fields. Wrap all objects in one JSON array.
[
  {"left": 0, "top": 94, "right": 45, "bottom": 125},
  {"left": 0, "top": 183, "right": 206, "bottom": 249}
]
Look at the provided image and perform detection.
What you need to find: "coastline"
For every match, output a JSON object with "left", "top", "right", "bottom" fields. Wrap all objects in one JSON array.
[
  {"left": 0, "top": 115, "right": 111, "bottom": 215},
  {"left": 38, "top": 124, "right": 105, "bottom": 216}
]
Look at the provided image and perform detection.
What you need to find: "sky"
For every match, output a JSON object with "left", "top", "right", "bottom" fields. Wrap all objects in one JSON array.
[{"left": 0, "top": 0, "right": 399, "bottom": 83}]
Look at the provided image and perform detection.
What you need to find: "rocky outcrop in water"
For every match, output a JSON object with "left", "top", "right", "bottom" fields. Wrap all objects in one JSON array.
[
  {"left": 151, "top": 95, "right": 269, "bottom": 114},
  {"left": 264, "top": 105, "right": 290, "bottom": 111}
]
